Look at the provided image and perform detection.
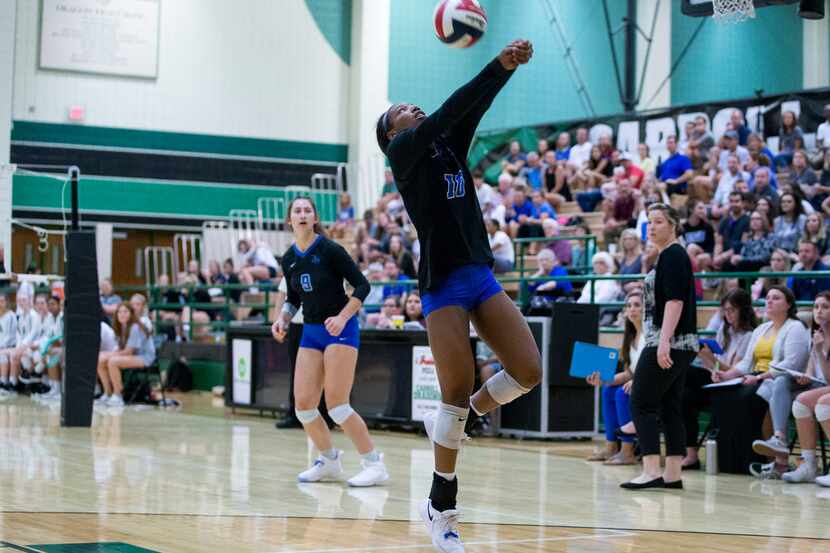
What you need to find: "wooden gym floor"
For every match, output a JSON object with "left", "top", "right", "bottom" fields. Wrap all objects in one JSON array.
[{"left": 0, "top": 393, "right": 828, "bottom": 552}]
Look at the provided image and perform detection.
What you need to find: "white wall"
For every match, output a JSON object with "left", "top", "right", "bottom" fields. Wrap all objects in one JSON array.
[
  {"left": 1, "top": 0, "right": 16, "bottom": 268},
  {"left": 348, "top": 0, "right": 390, "bottom": 216},
  {"left": 13, "top": 0, "right": 349, "bottom": 145},
  {"left": 636, "top": 0, "right": 671, "bottom": 111}
]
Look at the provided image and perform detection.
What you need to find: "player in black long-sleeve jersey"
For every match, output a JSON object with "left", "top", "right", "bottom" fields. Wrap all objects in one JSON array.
[
  {"left": 376, "top": 40, "right": 541, "bottom": 551},
  {"left": 272, "top": 197, "right": 389, "bottom": 488}
]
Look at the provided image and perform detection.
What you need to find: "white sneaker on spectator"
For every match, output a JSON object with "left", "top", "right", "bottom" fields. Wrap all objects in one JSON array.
[
  {"left": 752, "top": 436, "right": 789, "bottom": 458},
  {"left": 347, "top": 455, "right": 389, "bottom": 487},
  {"left": 298, "top": 451, "right": 345, "bottom": 483},
  {"left": 783, "top": 462, "right": 817, "bottom": 483},
  {"left": 816, "top": 473, "right": 830, "bottom": 487},
  {"left": 106, "top": 395, "right": 125, "bottom": 407},
  {"left": 94, "top": 394, "right": 111, "bottom": 405},
  {"left": 420, "top": 499, "right": 464, "bottom": 553}
]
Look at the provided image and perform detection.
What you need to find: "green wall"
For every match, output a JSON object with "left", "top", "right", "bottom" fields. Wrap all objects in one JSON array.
[
  {"left": 670, "top": 3, "right": 803, "bottom": 105},
  {"left": 388, "top": 0, "right": 627, "bottom": 132}
]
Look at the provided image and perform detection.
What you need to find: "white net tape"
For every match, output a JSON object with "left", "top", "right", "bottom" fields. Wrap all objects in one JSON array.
[{"left": 713, "top": 0, "right": 756, "bottom": 23}]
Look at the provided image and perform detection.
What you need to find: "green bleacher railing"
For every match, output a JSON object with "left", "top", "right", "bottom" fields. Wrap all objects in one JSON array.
[{"left": 107, "top": 267, "right": 830, "bottom": 342}]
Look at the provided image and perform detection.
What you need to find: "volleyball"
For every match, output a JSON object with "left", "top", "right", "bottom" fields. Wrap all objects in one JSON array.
[{"left": 433, "top": 0, "right": 487, "bottom": 48}]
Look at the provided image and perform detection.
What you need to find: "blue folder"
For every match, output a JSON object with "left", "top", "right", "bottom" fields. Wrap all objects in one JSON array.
[{"left": 569, "top": 341, "right": 619, "bottom": 383}]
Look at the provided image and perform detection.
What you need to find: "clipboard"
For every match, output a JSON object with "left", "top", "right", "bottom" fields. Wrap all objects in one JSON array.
[{"left": 569, "top": 342, "right": 619, "bottom": 383}]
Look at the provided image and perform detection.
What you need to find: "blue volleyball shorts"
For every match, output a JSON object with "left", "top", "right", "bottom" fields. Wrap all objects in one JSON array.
[
  {"left": 300, "top": 316, "right": 360, "bottom": 351},
  {"left": 422, "top": 264, "right": 503, "bottom": 318}
]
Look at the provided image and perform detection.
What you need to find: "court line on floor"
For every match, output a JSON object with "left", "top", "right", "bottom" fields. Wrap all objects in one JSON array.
[
  {"left": 269, "top": 530, "right": 638, "bottom": 553},
  {"left": 2, "top": 511, "right": 829, "bottom": 541}
]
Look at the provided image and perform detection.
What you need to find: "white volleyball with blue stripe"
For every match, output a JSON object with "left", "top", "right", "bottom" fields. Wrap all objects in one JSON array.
[{"left": 433, "top": 0, "right": 487, "bottom": 49}]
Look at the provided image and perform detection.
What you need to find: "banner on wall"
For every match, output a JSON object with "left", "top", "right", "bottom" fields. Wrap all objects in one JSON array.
[
  {"left": 232, "top": 339, "right": 253, "bottom": 405},
  {"left": 411, "top": 346, "right": 441, "bottom": 422},
  {"left": 471, "top": 88, "right": 830, "bottom": 182},
  {"left": 40, "top": 0, "right": 160, "bottom": 78}
]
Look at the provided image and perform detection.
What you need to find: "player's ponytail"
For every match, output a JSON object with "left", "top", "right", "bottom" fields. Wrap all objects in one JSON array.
[
  {"left": 376, "top": 111, "right": 391, "bottom": 155},
  {"left": 286, "top": 196, "right": 328, "bottom": 238}
]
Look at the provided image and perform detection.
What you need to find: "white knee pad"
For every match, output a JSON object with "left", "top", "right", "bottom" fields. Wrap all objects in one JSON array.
[
  {"left": 815, "top": 404, "right": 830, "bottom": 423},
  {"left": 793, "top": 400, "right": 812, "bottom": 419},
  {"left": 433, "top": 403, "right": 469, "bottom": 450},
  {"left": 0, "top": 354, "right": 8, "bottom": 365},
  {"left": 328, "top": 403, "right": 355, "bottom": 425},
  {"left": 19, "top": 354, "right": 32, "bottom": 371},
  {"left": 485, "top": 370, "right": 531, "bottom": 405},
  {"left": 295, "top": 408, "right": 320, "bottom": 424}
]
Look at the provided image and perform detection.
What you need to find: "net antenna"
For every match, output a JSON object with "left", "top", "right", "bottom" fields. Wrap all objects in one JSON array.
[{"left": 712, "top": 0, "right": 756, "bottom": 23}]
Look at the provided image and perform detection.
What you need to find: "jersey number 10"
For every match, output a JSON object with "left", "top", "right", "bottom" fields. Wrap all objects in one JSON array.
[{"left": 444, "top": 171, "right": 465, "bottom": 200}]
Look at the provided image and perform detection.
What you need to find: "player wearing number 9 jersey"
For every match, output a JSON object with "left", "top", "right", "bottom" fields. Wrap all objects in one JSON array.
[
  {"left": 376, "top": 40, "right": 542, "bottom": 553},
  {"left": 273, "top": 196, "right": 389, "bottom": 488}
]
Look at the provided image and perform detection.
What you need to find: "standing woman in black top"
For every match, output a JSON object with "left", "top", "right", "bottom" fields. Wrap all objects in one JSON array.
[
  {"left": 622, "top": 203, "right": 699, "bottom": 490},
  {"left": 377, "top": 40, "right": 541, "bottom": 551},
  {"left": 272, "top": 197, "right": 389, "bottom": 488}
]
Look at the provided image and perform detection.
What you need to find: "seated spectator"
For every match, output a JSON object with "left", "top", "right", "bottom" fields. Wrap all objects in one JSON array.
[
  {"left": 803, "top": 212, "right": 829, "bottom": 258},
  {"left": 388, "top": 235, "right": 417, "bottom": 279},
  {"left": 553, "top": 131, "right": 571, "bottom": 162},
  {"left": 481, "top": 194, "right": 507, "bottom": 228},
  {"left": 187, "top": 259, "right": 207, "bottom": 285},
  {"left": 528, "top": 249, "right": 572, "bottom": 300},
  {"left": 530, "top": 189, "right": 556, "bottom": 221},
  {"left": 537, "top": 138, "right": 550, "bottom": 158},
  {"left": 787, "top": 240, "right": 830, "bottom": 302},
  {"left": 727, "top": 211, "right": 775, "bottom": 272},
  {"left": 789, "top": 150, "right": 824, "bottom": 211},
  {"left": 682, "top": 200, "right": 716, "bottom": 255},
  {"left": 366, "top": 296, "right": 402, "bottom": 329},
  {"left": 657, "top": 135, "right": 693, "bottom": 195},
  {"left": 635, "top": 142, "right": 656, "bottom": 175},
  {"left": 691, "top": 115, "right": 716, "bottom": 157},
  {"left": 221, "top": 258, "right": 242, "bottom": 302},
  {"left": 773, "top": 192, "right": 806, "bottom": 256},
  {"left": 719, "top": 130, "right": 750, "bottom": 172},
  {"left": 100, "top": 278, "right": 122, "bottom": 320},
  {"left": 686, "top": 289, "right": 758, "bottom": 466},
  {"left": 474, "top": 171, "right": 496, "bottom": 209},
  {"left": 712, "top": 154, "right": 749, "bottom": 219},
  {"left": 688, "top": 145, "right": 721, "bottom": 203},
  {"left": 618, "top": 152, "right": 644, "bottom": 188},
  {"left": 507, "top": 185, "right": 543, "bottom": 241},
  {"left": 362, "top": 262, "right": 385, "bottom": 314},
  {"left": 756, "top": 196, "right": 777, "bottom": 229},
  {"left": 207, "top": 260, "right": 225, "bottom": 286},
  {"left": 541, "top": 219, "right": 573, "bottom": 267},
  {"left": 639, "top": 174, "right": 669, "bottom": 206},
  {"left": 729, "top": 109, "right": 750, "bottom": 145},
  {"left": 577, "top": 252, "right": 620, "bottom": 304},
  {"left": 616, "top": 229, "right": 643, "bottom": 294},
  {"left": 502, "top": 140, "right": 527, "bottom": 176},
  {"left": 774, "top": 111, "right": 804, "bottom": 170},
  {"left": 129, "top": 293, "right": 153, "bottom": 333},
  {"left": 751, "top": 249, "right": 791, "bottom": 301},
  {"left": 570, "top": 220, "right": 596, "bottom": 269},
  {"left": 402, "top": 291, "right": 426, "bottom": 330},
  {"left": 585, "top": 290, "right": 643, "bottom": 465},
  {"left": 574, "top": 145, "right": 611, "bottom": 203},
  {"left": 10, "top": 291, "right": 42, "bottom": 390},
  {"left": 520, "top": 152, "right": 544, "bottom": 191},
  {"left": 782, "top": 291, "right": 830, "bottom": 484},
  {"left": 486, "top": 219, "right": 514, "bottom": 274},
  {"left": 713, "top": 192, "right": 750, "bottom": 270},
  {"left": 679, "top": 120, "right": 696, "bottom": 152},
  {"left": 747, "top": 133, "right": 776, "bottom": 165},
  {"left": 817, "top": 104, "right": 830, "bottom": 152},
  {"left": 749, "top": 166, "right": 778, "bottom": 209},
  {"left": 543, "top": 149, "right": 571, "bottom": 208},
  {"left": 96, "top": 302, "right": 156, "bottom": 407},
  {"left": 0, "top": 293, "right": 16, "bottom": 395},
  {"left": 603, "top": 179, "right": 637, "bottom": 245},
  {"left": 567, "top": 127, "right": 593, "bottom": 173},
  {"left": 710, "top": 286, "right": 809, "bottom": 477},
  {"left": 31, "top": 295, "right": 63, "bottom": 399},
  {"left": 745, "top": 151, "right": 776, "bottom": 189},
  {"left": 237, "top": 239, "right": 279, "bottom": 284},
  {"left": 381, "top": 258, "right": 409, "bottom": 300},
  {"left": 332, "top": 193, "right": 355, "bottom": 238}
]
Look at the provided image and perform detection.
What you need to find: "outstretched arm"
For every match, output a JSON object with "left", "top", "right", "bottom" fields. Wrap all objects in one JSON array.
[{"left": 388, "top": 40, "right": 533, "bottom": 180}]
